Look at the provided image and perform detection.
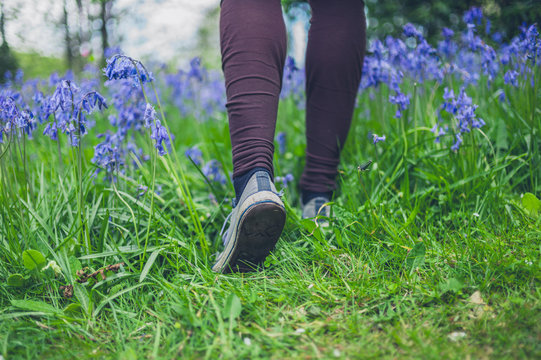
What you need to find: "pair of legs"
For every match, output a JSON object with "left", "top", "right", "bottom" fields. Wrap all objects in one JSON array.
[{"left": 220, "top": 0, "right": 366, "bottom": 200}]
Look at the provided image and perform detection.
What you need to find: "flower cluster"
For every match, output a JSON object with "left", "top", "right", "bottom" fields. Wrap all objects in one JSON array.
[
  {"left": 0, "top": 93, "right": 34, "bottom": 142},
  {"left": 43, "top": 79, "right": 107, "bottom": 147},
  {"left": 103, "top": 54, "right": 153, "bottom": 86},
  {"left": 275, "top": 173, "right": 294, "bottom": 188},
  {"left": 185, "top": 145, "right": 228, "bottom": 185},
  {"left": 439, "top": 87, "right": 485, "bottom": 151},
  {"left": 164, "top": 57, "right": 226, "bottom": 121}
]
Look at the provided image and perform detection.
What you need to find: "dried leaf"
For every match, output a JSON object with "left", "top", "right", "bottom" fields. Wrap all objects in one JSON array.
[{"left": 469, "top": 290, "right": 485, "bottom": 305}]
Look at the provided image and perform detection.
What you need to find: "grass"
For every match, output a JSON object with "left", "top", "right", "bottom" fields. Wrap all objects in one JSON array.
[
  {"left": 1, "top": 48, "right": 540, "bottom": 358},
  {"left": 14, "top": 52, "right": 68, "bottom": 79}
]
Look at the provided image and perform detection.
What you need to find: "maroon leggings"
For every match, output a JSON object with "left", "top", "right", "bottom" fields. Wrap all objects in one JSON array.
[{"left": 220, "top": 0, "right": 366, "bottom": 193}]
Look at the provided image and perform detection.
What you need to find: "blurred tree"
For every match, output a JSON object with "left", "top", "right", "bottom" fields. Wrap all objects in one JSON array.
[
  {"left": 282, "top": 0, "right": 541, "bottom": 42},
  {"left": 0, "top": 2, "right": 19, "bottom": 82},
  {"left": 55, "top": 0, "right": 121, "bottom": 71},
  {"left": 61, "top": 0, "right": 76, "bottom": 69},
  {"left": 195, "top": 5, "right": 221, "bottom": 68},
  {"left": 95, "top": 0, "right": 114, "bottom": 67}
]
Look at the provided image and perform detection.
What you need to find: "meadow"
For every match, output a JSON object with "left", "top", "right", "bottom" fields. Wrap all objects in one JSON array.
[{"left": 0, "top": 8, "right": 540, "bottom": 359}]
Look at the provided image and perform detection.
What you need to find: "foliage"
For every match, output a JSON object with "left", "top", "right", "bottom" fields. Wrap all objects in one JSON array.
[
  {"left": 0, "top": 43, "right": 18, "bottom": 83},
  {"left": 283, "top": 0, "right": 541, "bottom": 43}
]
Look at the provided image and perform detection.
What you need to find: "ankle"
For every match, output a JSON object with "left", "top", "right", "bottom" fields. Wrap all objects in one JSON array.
[
  {"left": 233, "top": 167, "right": 272, "bottom": 201},
  {"left": 301, "top": 190, "right": 332, "bottom": 204}
]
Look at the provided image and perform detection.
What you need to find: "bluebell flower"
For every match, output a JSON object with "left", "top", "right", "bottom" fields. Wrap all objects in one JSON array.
[
  {"left": 462, "top": 24, "right": 484, "bottom": 52},
  {"left": 185, "top": 145, "right": 203, "bottom": 166},
  {"left": 440, "top": 87, "right": 484, "bottom": 151},
  {"left": 463, "top": 7, "right": 483, "bottom": 25},
  {"left": 103, "top": 54, "right": 153, "bottom": 86},
  {"left": 281, "top": 56, "right": 305, "bottom": 108},
  {"left": 188, "top": 57, "right": 205, "bottom": 82},
  {"left": 276, "top": 132, "right": 286, "bottom": 155},
  {"left": 389, "top": 91, "right": 410, "bottom": 118},
  {"left": 275, "top": 173, "right": 294, "bottom": 188},
  {"left": 403, "top": 23, "right": 424, "bottom": 40},
  {"left": 0, "top": 94, "right": 35, "bottom": 140},
  {"left": 202, "top": 160, "right": 227, "bottom": 185},
  {"left": 137, "top": 185, "right": 148, "bottom": 199},
  {"left": 497, "top": 89, "right": 506, "bottom": 103},
  {"left": 451, "top": 133, "right": 462, "bottom": 152},
  {"left": 144, "top": 102, "right": 157, "bottom": 128},
  {"left": 372, "top": 134, "right": 386, "bottom": 144},
  {"left": 504, "top": 70, "right": 519, "bottom": 87},
  {"left": 442, "top": 27, "right": 454, "bottom": 40},
  {"left": 430, "top": 124, "right": 447, "bottom": 143},
  {"left": 92, "top": 131, "right": 123, "bottom": 177},
  {"left": 150, "top": 119, "right": 171, "bottom": 156},
  {"left": 492, "top": 32, "right": 503, "bottom": 43},
  {"left": 165, "top": 60, "right": 226, "bottom": 121},
  {"left": 481, "top": 44, "right": 499, "bottom": 85}
]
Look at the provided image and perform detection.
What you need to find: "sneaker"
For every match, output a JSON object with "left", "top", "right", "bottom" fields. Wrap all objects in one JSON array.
[
  {"left": 301, "top": 196, "right": 330, "bottom": 226},
  {"left": 212, "top": 171, "right": 286, "bottom": 273}
]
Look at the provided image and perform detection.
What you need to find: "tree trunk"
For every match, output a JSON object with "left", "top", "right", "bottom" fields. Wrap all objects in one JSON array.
[
  {"left": 63, "top": 0, "right": 74, "bottom": 69},
  {"left": 100, "top": 0, "right": 109, "bottom": 67},
  {"left": 0, "top": 3, "right": 6, "bottom": 45}
]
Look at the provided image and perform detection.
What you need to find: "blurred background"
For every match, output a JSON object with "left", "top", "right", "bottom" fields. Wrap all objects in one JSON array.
[{"left": 0, "top": 0, "right": 540, "bottom": 79}]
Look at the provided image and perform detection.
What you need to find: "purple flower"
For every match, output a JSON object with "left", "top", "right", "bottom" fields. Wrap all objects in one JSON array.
[
  {"left": 150, "top": 119, "right": 171, "bottom": 156},
  {"left": 498, "top": 89, "right": 506, "bottom": 103},
  {"left": 275, "top": 173, "right": 294, "bottom": 188},
  {"left": 403, "top": 23, "right": 424, "bottom": 40},
  {"left": 431, "top": 124, "right": 447, "bottom": 143},
  {"left": 372, "top": 134, "right": 386, "bottom": 144},
  {"left": 144, "top": 103, "right": 157, "bottom": 128},
  {"left": 137, "top": 185, "right": 148, "bottom": 199},
  {"left": 276, "top": 132, "right": 286, "bottom": 155},
  {"left": 504, "top": 70, "right": 519, "bottom": 87},
  {"left": 463, "top": 7, "right": 483, "bottom": 25},
  {"left": 43, "top": 80, "right": 106, "bottom": 147},
  {"left": 389, "top": 91, "right": 410, "bottom": 118},
  {"left": 185, "top": 146, "right": 203, "bottom": 166},
  {"left": 103, "top": 54, "right": 153, "bottom": 85},
  {"left": 442, "top": 27, "right": 454, "bottom": 40},
  {"left": 202, "top": 160, "right": 227, "bottom": 185},
  {"left": 440, "top": 87, "right": 484, "bottom": 151},
  {"left": 481, "top": 44, "right": 499, "bottom": 85},
  {"left": 451, "top": 133, "right": 463, "bottom": 152}
]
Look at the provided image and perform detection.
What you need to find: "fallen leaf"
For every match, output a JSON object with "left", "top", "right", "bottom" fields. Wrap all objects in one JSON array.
[
  {"left": 448, "top": 331, "right": 467, "bottom": 342},
  {"left": 469, "top": 291, "right": 485, "bottom": 305}
]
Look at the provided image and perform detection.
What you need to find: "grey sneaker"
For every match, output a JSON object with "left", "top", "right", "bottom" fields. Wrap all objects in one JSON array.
[
  {"left": 212, "top": 171, "right": 286, "bottom": 273},
  {"left": 301, "top": 196, "right": 330, "bottom": 225}
]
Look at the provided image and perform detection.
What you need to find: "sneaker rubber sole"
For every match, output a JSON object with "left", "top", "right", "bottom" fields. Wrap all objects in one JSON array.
[{"left": 216, "top": 200, "right": 285, "bottom": 273}]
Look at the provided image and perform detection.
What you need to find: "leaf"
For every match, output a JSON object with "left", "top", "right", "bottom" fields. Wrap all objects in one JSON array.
[
  {"left": 22, "top": 249, "right": 46, "bottom": 271},
  {"left": 69, "top": 256, "right": 82, "bottom": 278},
  {"left": 63, "top": 303, "right": 82, "bottom": 314},
  {"left": 223, "top": 293, "right": 242, "bottom": 320},
  {"left": 406, "top": 242, "right": 426, "bottom": 273},
  {"left": 73, "top": 284, "right": 90, "bottom": 316},
  {"left": 94, "top": 282, "right": 150, "bottom": 316},
  {"left": 11, "top": 299, "right": 62, "bottom": 315},
  {"left": 438, "top": 278, "right": 463, "bottom": 294},
  {"left": 139, "top": 248, "right": 163, "bottom": 283},
  {"left": 522, "top": 193, "right": 541, "bottom": 214},
  {"left": 7, "top": 274, "right": 26, "bottom": 287}
]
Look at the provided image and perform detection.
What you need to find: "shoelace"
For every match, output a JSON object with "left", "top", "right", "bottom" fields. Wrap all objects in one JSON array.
[{"left": 219, "top": 189, "right": 284, "bottom": 246}]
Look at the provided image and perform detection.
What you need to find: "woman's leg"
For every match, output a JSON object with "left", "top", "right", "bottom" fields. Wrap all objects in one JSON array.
[
  {"left": 300, "top": 0, "right": 366, "bottom": 201},
  {"left": 220, "top": 0, "right": 287, "bottom": 198}
]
